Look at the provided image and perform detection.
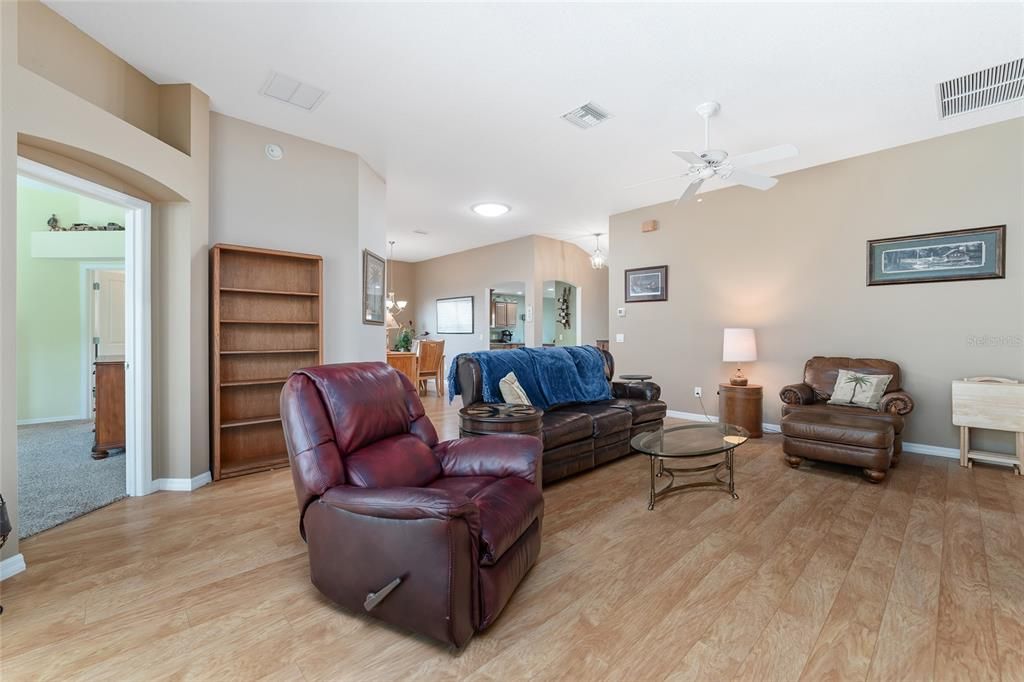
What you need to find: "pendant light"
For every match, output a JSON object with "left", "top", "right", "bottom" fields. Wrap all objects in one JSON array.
[{"left": 589, "top": 233, "right": 606, "bottom": 269}]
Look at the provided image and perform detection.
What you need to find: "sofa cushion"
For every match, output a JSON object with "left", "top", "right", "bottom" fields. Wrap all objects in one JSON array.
[
  {"left": 781, "top": 412, "right": 894, "bottom": 449},
  {"left": 541, "top": 411, "right": 593, "bottom": 449},
  {"left": 599, "top": 398, "right": 667, "bottom": 424},
  {"left": 472, "top": 477, "right": 544, "bottom": 566},
  {"left": 557, "top": 404, "right": 632, "bottom": 438},
  {"left": 781, "top": 402, "right": 905, "bottom": 435},
  {"left": 426, "top": 475, "right": 498, "bottom": 499}
]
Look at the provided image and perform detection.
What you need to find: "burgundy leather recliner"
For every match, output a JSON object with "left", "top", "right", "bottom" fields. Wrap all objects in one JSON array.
[{"left": 280, "top": 362, "right": 544, "bottom": 648}]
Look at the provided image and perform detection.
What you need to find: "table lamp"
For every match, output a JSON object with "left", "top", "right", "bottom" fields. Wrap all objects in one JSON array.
[{"left": 723, "top": 328, "right": 757, "bottom": 386}]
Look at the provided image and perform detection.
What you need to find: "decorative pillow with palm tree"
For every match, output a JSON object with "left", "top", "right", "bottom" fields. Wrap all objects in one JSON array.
[{"left": 827, "top": 370, "right": 892, "bottom": 410}]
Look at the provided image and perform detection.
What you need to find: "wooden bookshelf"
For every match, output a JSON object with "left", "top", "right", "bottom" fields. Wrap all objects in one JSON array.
[{"left": 211, "top": 244, "right": 323, "bottom": 480}]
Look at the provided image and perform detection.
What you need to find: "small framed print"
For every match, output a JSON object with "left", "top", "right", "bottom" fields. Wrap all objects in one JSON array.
[
  {"left": 866, "top": 225, "right": 1006, "bottom": 286},
  {"left": 624, "top": 265, "right": 668, "bottom": 303}
]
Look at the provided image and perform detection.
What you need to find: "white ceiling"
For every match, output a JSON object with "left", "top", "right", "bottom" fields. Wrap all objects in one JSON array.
[{"left": 48, "top": 2, "right": 1024, "bottom": 262}]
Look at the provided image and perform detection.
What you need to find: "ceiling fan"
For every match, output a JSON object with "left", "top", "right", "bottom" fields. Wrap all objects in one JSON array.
[{"left": 630, "top": 101, "right": 798, "bottom": 204}]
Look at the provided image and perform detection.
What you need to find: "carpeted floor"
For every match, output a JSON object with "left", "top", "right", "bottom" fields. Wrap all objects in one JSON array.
[{"left": 17, "top": 419, "right": 126, "bottom": 539}]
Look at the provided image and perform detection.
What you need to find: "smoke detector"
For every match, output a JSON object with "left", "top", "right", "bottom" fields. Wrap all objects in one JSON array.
[
  {"left": 937, "top": 57, "right": 1024, "bottom": 118},
  {"left": 561, "top": 102, "right": 612, "bottom": 129},
  {"left": 260, "top": 71, "right": 327, "bottom": 111}
]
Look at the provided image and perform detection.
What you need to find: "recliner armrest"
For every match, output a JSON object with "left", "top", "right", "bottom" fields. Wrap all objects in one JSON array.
[
  {"left": 434, "top": 435, "right": 543, "bottom": 488},
  {"left": 880, "top": 390, "right": 914, "bottom": 416},
  {"left": 612, "top": 381, "right": 661, "bottom": 401},
  {"left": 320, "top": 485, "right": 480, "bottom": 529},
  {"left": 780, "top": 383, "right": 815, "bottom": 405}
]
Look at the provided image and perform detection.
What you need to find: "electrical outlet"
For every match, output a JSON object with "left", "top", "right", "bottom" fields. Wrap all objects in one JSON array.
[{"left": 694, "top": 386, "right": 703, "bottom": 398}]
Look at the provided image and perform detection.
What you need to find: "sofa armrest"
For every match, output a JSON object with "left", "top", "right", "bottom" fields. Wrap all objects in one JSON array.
[
  {"left": 434, "top": 435, "right": 543, "bottom": 488},
  {"left": 780, "top": 383, "right": 815, "bottom": 405},
  {"left": 613, "top": 381, "right": 662, "bottom": 401},
  {"left": 320, "top": 485, "right": 480, "bottom": 529},
  {"left": 880, "top": 391, "right": 914, "bottom": 416}
]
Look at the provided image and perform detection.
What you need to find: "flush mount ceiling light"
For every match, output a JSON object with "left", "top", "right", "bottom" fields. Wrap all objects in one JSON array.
[
  {"left": 265, "top": 144, "right": 283, "bottom": 160},
  {"left": 589, "top": 233, "right": 607, "bottom": 270},
  {"left": 471, "top": 203, "right": 510, "bottom": 217}
]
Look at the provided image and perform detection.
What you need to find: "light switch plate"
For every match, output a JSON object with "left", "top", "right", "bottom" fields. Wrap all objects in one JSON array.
[
  {"left": 525, "top": 305, "right": 533, "bottom": 322},
  {"left": 615, "top": 333, "right": 625, "bottom": 343}
]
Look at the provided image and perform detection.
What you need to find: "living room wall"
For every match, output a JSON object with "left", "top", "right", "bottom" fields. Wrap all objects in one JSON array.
[{"left": 609, "top": 118, "right": 1023, "bottom": 453}]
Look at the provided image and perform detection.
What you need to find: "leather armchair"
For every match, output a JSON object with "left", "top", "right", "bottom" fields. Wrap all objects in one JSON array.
[{"left": 281, "top": 362, "right": 544, "bottom": 648}]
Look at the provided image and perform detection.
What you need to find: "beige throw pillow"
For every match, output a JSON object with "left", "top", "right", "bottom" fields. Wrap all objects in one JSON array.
[
  {"left": 498, "top": 372, "right": 531, "bottom": 406},
  {"left": 827, "top": 369, "right": 892, "bottom": 410}
]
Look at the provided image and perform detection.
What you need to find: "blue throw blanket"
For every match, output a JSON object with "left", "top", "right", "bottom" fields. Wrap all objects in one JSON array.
[{"left": 447, "top": 345, "right": 611, "bottom": 410}]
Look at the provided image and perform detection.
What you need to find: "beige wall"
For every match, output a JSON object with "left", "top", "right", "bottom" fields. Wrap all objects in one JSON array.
[
  {"left": 1, "top": 1, "right": 211, "bottom": 560},
  {"left": 409, "top": 235, "right": 609, "bottom": 379},
  {"left": 209, "top": 113, "right": 385, "bottom": 364},
  {"left": 533, "top": 236, "right": 609, "bottom": 347},
  {"left": 609, "top": 118, "right": 1024, "bottom": 453}
]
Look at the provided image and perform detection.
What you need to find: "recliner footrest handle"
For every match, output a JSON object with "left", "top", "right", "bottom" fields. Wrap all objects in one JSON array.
[{"left": 364, "top": 577, "right": 402, "bottom": 611}]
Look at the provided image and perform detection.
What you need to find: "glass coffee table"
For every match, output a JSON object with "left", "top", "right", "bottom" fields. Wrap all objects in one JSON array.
[{"left": 631, "top": 423, "right": 749, "bottom": 510}]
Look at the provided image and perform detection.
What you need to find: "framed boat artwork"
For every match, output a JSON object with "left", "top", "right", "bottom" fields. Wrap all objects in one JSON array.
[{"left": 866, "top": 225, "right": 1005, "bottom": 286}]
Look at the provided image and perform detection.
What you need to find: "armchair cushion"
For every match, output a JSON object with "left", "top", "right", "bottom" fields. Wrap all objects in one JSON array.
[
  {"left": 780, "top": 382, "right": 815, "bottom": 405},
  {"left": 472, "top": 477, "right": 544, "bottom": 566},
  {"left": 321, "top": 485, "right": 480, "bottom": 528},
  {"left": 345, "top": 434, "right": 441, "bottom": 489},
  {"left": 880, "top": 390, "right": 915, "bottom": 415},
  {"left": 427, "top": 475, "right": 498, "bottom": 499},
  {"left": 434, "top": 434, "right": 543, "bottom": 485}
]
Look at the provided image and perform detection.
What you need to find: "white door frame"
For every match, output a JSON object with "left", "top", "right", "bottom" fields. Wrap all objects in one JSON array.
[
  {"left": 17, "top": 157, "right": 153, "bottom": 497},
  {"left": 79, "top": 262, "right": 125, "bottom": 420}
]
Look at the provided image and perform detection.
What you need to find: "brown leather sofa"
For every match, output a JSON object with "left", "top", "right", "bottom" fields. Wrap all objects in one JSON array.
[
  {"left": 779, "top": 356, "right": 915, "bottom": 482},
  {"left": 456, "top": 349, "right": 667, "bottom": 484},
  {"left": 280, "top": 362, "right": 544, "bottom": 648}
]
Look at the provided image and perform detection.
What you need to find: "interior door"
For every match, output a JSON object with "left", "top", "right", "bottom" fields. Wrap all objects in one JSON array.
[{"left": 93, "top": 269, "right": 126, "bottom": 358}]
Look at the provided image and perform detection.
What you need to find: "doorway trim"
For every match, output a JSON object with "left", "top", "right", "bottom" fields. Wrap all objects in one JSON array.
[{"left": 17, "top": 157, "right": 153, "bottom": 497}]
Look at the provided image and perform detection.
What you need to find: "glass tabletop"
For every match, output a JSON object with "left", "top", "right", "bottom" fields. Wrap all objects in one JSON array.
[{"left": 631, "top": 423, "right": 749, "bottom": 458}]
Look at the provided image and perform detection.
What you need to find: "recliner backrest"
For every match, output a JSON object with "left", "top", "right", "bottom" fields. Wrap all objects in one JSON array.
[
  {"left": 803, "top": 356, "right": 903, "bottom": 400},
  {"left": 280, "top": 362, "right": 441, "bottom": 531}
]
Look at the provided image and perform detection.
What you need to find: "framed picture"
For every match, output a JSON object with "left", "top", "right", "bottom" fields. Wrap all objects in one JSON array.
[
  {"left": 624, "top": 265, "right": 668, "bottom": 302},
  {"left": 362, "top": 249, "right": 386, "bottom": 325},
  {"left": 436, "top": 296, "right": 474, "bottom": 334},
  {"left": 867, "top": 225, "right": 1006, "bottom": 286}
]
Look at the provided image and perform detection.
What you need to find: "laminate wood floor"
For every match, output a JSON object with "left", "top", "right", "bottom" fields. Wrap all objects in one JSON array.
[{"left": 3, "top": 395, "right": 1022, "bottom": 681}]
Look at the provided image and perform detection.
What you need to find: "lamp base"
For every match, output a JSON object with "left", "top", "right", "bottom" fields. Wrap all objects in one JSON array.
[{"left": 730, "top": 366, "right": 749, "bottom": 386}]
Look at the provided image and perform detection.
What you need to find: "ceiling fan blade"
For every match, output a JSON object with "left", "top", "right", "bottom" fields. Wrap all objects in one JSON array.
[
  {"left": 672, "top": 150, "right": 704, "bottom": 165},
  {"left": 728, "top": 143, "right": 798, "bottom": 169},
  {"left": 624, "top": 173, "right": 686, "bottom": 190},
  {"left": 727, "top": 168, "right": 778, "bottom": 191},
  {"left": 674, "top": 178, "right": 704, "bottom": 206}
]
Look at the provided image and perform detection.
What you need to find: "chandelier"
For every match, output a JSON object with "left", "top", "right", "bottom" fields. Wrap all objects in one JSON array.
[
  {"left": 386, "top": 241, "right": 407, "bottom": 315},
  {"left": 589, "top": 233, "right": 606, "bottom": 269}
]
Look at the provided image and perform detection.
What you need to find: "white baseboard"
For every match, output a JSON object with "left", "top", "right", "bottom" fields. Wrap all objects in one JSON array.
[
  {"left": 151, "top": 471, "right": 212, "bottom": 492},
  {"left": 902, "top": 441, "right": 960, "bottom": 459},
  {"left": 668, "top": 410, "right": 958, "bottom": 457},
  {"left": 16, "top": 415, "right": 85, "bottom": 426},
  {"left": 0, "top": 553, "right": 26, "bottom": 581},
  {"left": 666, "top": 410, "right": 781, "bottom": 434}
]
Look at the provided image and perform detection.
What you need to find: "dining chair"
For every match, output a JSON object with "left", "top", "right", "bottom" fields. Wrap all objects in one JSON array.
[{"left": 416, "top": 339, "right": 446, "bottom": 396}]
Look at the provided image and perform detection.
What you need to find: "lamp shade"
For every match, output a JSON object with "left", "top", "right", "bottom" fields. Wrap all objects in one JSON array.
[{"left": 722, "top": 328, "right": 757, "bottom": 362}]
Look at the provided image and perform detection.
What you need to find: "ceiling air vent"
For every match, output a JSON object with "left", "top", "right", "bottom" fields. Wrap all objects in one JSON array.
[
  {"left": 260, "top": 71, "right": 327, "bottom": 111},
  {"left": 937, "top": 57, "right": 1024, "bottom": 118},
  {"left": 561, "top": 102, "right": 611, "bottom": 129}
]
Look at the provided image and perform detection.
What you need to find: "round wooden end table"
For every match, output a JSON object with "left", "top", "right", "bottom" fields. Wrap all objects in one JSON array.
[{"left": 459, "top": 403, "right": 544, "bottom": 439}]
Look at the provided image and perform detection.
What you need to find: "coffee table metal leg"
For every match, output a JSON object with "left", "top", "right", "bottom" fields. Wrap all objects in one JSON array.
[
  {"left": 728, "top": 448, "right": 738, "bottom": 499},
  {"left": 648, "top": 456, "right": 657, "bottom": 510}
]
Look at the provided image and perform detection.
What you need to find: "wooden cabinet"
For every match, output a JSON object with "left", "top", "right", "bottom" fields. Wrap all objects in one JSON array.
[
  {"left": 92, "top": 358, "right": 125, "bottom": 459},
  {"left": 718, "top": 383, "right": 763, "bottom": 438},
  {"left": 211, "top": 244, "right": 323, "bottom": 480},
  {"left": 491, "top": 301, "right": 518, "bottom": 327}
]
